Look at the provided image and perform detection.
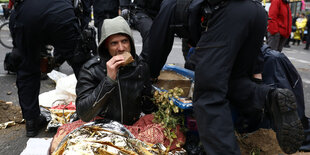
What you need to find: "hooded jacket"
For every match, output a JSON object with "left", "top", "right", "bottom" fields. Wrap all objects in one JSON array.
[{"left": 76, "top": 16, "right": 155, "bottom": 125}]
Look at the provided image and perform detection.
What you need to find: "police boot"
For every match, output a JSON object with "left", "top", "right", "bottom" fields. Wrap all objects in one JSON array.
[
  {"left": 266, "top": 88, "right": 304, "bottom": 154},
  {"left": 26, "top": 114, "right": 48, "bottom": 137},
  {"left": 299, "top": 117, "right": 310, "bottom": 152}
]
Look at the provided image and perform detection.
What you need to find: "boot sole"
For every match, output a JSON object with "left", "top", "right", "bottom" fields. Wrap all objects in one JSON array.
[{"left": 272, "top": 89, "right": 304, "bottom": 154}]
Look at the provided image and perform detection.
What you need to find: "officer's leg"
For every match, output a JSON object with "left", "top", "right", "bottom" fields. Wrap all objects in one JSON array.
[
  {"left": 193, "top": 1, "right": 267, "bottom": 154},
  {"left": 228, "top": 77, "right": 271, "bottom": 132},
  {"left": 133, "top": 12, "right": 153, "bottom": 44},
  {"left": 141, "top": 0, "right": 176, "bottom": 78},
  {"left": 14, "top": 23, "right": 44, "bottom": 137},
  {"left": 17, "top": 70, "right": 41, "bottom": 121}
]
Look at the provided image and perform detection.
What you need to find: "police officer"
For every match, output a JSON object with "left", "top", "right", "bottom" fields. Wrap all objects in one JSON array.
[
  {"left": 141, "top": 0, "right": 304, "bottom": 154},
  {"left": 92, "top": 0, "right": 130, "bottom": 41},
  {"left": 131, "top": 0, "right": 162, "bottom": 43},
  {"left": 12, "top": 0, "right": 90, "bottom": 137}
]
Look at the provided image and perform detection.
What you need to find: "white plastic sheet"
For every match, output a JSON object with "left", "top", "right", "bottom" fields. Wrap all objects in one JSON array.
[
  {"left": 20, "top": 138, "right": 53, "bottom": 155},
  {"left": 39, "top": 70, "right": 77, "bottom": 108}
]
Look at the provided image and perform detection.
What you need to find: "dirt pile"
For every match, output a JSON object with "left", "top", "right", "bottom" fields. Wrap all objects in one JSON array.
[
  {"left": 0, "top": 100, "right": 23, "bottom": 124},
  {"left": 237, "top": 129, "right": 284, "bottom": 154}
]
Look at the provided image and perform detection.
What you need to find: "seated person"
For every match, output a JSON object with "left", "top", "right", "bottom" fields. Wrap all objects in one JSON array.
[
  {"left": 50, "top": 17, "right": 185, "bottom": 154},
  {"left": 75, "top": 16, "right": 156, "bottom": 125}
]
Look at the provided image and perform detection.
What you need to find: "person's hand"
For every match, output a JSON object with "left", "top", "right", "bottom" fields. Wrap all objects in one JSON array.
[
  {"left": 106, "top": 55, "right": 125, "bottom": 80},
  {"left": 253, "top": 73, "right": 262, "bottom": 80}
]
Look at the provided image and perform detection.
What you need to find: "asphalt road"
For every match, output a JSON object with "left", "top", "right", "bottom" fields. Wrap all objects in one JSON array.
[{"left": 0, "top": 30, "right": 310, "bottom": 154}]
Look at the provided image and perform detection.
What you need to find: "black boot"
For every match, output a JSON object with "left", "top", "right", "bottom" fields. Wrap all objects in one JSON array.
[
  {"left": 26, "top": 114, "right": 48, "bottom": 137},
  {"left": 266, "top": 88, "right": 304, "bottom": 154},
  {"left": 299, "top": 117, "right": 310, "bottom": 152}
]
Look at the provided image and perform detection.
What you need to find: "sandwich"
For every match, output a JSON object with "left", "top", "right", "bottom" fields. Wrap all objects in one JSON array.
[{"left": 121, "top": 52, "right": 134, "bottom": 66}]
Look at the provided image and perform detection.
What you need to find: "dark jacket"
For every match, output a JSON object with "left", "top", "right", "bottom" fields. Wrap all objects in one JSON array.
[
  {"left": 76, "top": 17, "right": 155, "bottom": 125},
  {"left": 261, "top": 45, "right": 305, "bottom": 118},
  {"left": 134, "top": 0, "right": 162, "bottom": 17},
  {"left": 93, "top": 0, "right": 130, "bottom": 16}
]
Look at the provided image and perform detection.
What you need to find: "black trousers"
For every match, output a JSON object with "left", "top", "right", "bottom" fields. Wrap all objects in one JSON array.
[
  {"left": 13, "top": 0, "right": 82, "bottom": 120},
  {"left": 192, "top": 0, "right": 268, "bottom": 154},
  {"left": 141, "top": 0, "right": 176, "bottom": 75},
  {"left": 142, "top": 0, "right": 269, "bottom": 154},
  {"left": 93, "top": 0, "right": 119, "bottom": 41},
  {"left": 133, "top": 11, "right": 154, "bottom": 45}
]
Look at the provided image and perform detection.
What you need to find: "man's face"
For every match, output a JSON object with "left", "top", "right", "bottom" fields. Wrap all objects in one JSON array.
[{"left": 106, "top": 34, "right": 131, "bottom": 56}]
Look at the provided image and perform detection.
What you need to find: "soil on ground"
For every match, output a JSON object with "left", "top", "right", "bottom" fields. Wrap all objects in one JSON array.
[
  {"left": 0, "top": 100, "right": 23, "bottom": 124},
  {"left": 237, "top": 129, "right": 284, "bottom": 154}
]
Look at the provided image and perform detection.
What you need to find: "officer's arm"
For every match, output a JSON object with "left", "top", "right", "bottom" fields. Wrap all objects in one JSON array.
[{"left": 75, "top": 66, "right": 117, "bottom": 122}]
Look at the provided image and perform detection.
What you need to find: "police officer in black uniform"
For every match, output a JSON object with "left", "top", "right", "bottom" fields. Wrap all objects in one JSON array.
[
  {"left": 131, "top": 0, "right": 195, "bottom": 69},
  {"left": 92, "top": 0, "right": 130, "bottom": 40},
  {"left": 141, "top": 0, "right": 304, "bottom": 154},
  {"left": 12, "top": 0, "right": 90, "bottom": 137},
  {"left": 131, "top": 0, "right": 162, "bottom": 43}
]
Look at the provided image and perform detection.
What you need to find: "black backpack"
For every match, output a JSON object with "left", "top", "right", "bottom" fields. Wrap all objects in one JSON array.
[
  {"left": 4, "top": 52, "right": 17, "bottom": 73},
  {"left": 4, "top": 48, "right": 21, "bottom": 73}
]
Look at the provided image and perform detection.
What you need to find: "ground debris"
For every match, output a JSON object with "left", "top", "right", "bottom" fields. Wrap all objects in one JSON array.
[
  {"left": 237, "top": 129, "right": 283, "bottom": 155},
  {"left": 0, "top": 100, "right": 23, "bottom": 125}
]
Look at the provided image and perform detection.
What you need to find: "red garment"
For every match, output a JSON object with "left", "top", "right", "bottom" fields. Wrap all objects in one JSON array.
[
  {"left": 267, "top": 0, "right": 292, "bottom": 38},
  {"left": 125, "top": 114, "right": 186, "bottom": 151},
  {"left": 8, "top": 0, "right": 14, "bottom": 9}
]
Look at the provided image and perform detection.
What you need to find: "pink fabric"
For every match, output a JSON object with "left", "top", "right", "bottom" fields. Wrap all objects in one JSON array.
[
  {"left": 125, "top": 114, "right": 186, "bottom": 150},
  {"left": 302, "top": 0, "right": 305, "bottom": 10},
  {"left": 50, "top": 102, "right": 76, "bottom": 110}
]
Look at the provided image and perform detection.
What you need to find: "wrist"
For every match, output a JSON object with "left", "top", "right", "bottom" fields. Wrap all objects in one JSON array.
[{"left": 107, "top": 75, "right": 117, "bottom": 84}]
